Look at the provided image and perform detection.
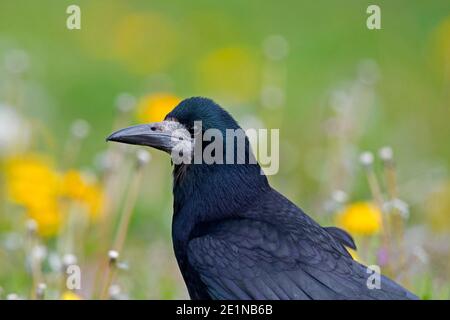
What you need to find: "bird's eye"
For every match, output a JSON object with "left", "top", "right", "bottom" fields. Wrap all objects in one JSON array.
[{"left": 150, "top": 126, "right": 157, "bottom": 131}]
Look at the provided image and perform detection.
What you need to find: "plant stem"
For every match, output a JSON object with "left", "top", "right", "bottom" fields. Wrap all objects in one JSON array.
[{"left": 98, "top": 159, "right": 146, "bottom": 299}]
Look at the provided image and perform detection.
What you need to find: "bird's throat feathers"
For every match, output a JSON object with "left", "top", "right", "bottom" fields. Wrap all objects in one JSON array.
[{"left": 172, "top": 161, "right": 270, "bottom": 226}]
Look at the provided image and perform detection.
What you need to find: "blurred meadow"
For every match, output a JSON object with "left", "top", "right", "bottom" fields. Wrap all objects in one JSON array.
[{"left": 0, "top": 0, "right": 449, "bottom": 299}]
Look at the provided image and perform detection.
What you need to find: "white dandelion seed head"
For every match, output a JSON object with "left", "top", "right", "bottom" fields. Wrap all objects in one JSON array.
[
  {"left": 332, "top": 190, "right": 348, "bottom": 204},
  {"left": 136, "top": 149, "right": 151, "bottom": 166},
  {"left": 36, "top": 283, "right": 47, "bottom": 295},
  {"left": 0, "top": 104, "right": 31, "bottom": 155},
  {"left": 6, "top": 293, "right": 20, "bottom": 300},
  {"left": 94, "top": 151, "right": 116, "bottom": 172},
  {"left": 32, "top": 245, "right": 47, "bottom": 261},
  {"left": 109, "top": 284, "right": 121, "bottom": 299},
  {"left": 108, "top": 250, "right": 119, "bottom": 261},
  {"left": 25, "top": 219, "right": 38, "bottom": 234},
  {"left": 62, "top": 253, "right": 78, "bottom": 267},
  {"left": 71, "top": 119, "right": 90, "bottom": 139},
  {"left": 379, "top": 146, "right": 393, "bottom": 162},
  {"left": 262, "top": 34, "right": 289, "bottom": 61},
  {"left": 115, "top": 93, "right": 136, "bottom": 113},
  {"left": 359, "top": 151, "right": 374, "bottom": 166},
  {"left": 48, "top": 253, "right": 62, "bottom": 272},
  {"left": 383, "top": 199, "right": 409, "bottom": 219}
]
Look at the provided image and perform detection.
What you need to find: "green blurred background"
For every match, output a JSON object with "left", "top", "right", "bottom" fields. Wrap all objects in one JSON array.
[{"left": 0, "top": 0, "right": 449, "bottom": 299}]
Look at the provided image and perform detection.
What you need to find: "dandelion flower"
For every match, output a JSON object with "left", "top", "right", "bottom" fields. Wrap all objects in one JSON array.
[
  {"left": 4, "top": 154, "right": 105, "bottom": 236},
  {"left": 4, "top": 154, "right": 59, "bottom": 207},
  {"left": 27, "top": 206, "right": 63, "bottom": 237},
  {"left": 336, "top": 202, "right": 382, "bottom": 236},
  {"left": 136, "top": 93, "right": 180, "bottom": 123},
  {"left": 4, "top": 154, "right": 63, "bottom": 237},
  {"left": 61, "top": 291, "right": 82, "bottom": 300},
  {"left": 61, "top": 170, "right": 88, "bottom": 200},
  {"left": 61, "top": 170, "right": 104, "bottom": 220}
]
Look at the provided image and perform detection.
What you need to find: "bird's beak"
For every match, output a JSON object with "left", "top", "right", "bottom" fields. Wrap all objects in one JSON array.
[{"left": 106, "top": 120, "right": 190, "bottom": 153}]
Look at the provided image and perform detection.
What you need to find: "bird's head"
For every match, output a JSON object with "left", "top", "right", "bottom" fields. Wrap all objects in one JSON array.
[
  {"left": 107, "top": 97, "right": 251, "bottom": 164},
  {"left": 166, "top": 97, "right": 241, "bottom": 133},
  {"left": 107, "top": 97, "right": 269, "bottom": 220}
]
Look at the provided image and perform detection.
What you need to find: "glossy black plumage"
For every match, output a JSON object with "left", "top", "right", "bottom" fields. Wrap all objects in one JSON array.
[
  {"left": 166, "top": 98, "right": 417, "bottom": 300},
  {"left": 109, "top": 97, "right": 418, "bottom": 300}
]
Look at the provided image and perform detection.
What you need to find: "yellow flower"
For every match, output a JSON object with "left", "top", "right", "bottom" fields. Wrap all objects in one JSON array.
[
  {"left": 27, "top": 205, "right": 63, "bottom": 238},
  {"left": 61, "top": 170, "right": 104, "bottom": 220},
  {"left": 136, "top": 93, "right": 181, "bottom": 123},
  {"left": 61, "top": 291, "right": 82, "bottom": 300},
  {"left": 3, "top": 155, "right": 105, "bottom": 236},
  {"left": 61, "top": 170, "right": 88, "bottom": 200},
  {"left": 5, "top": 154, "right": 60, "bottom": 207},
  {"left": 336, "top": 202, "right": 382, "bottom": 236},
  {"left": 4, "top": 154, "right": 63, "bottom": 237}
]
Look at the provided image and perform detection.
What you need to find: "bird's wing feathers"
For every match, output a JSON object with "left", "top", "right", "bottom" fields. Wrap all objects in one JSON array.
[
  {"left": 188, "top": 219, "right": 415, "bottom": 300},
  {"left": 187, "top": 189, "right": 417, "bottom": 300},
  {"left": 324, "top": 226, "right": 357, "bottom": 250}
]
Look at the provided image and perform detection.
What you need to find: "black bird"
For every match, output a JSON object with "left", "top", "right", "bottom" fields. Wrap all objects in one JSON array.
[{"left": 107, "top": 97, "right": 418, "bottom": 300}]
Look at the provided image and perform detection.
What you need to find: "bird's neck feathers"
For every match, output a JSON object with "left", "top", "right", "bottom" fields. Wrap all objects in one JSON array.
[
  {"left": 173, "top": 162, "right": 269, "bottom": 218},
  {"left": 171, "top": 160, "right": 270, "bottom": 242}
]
